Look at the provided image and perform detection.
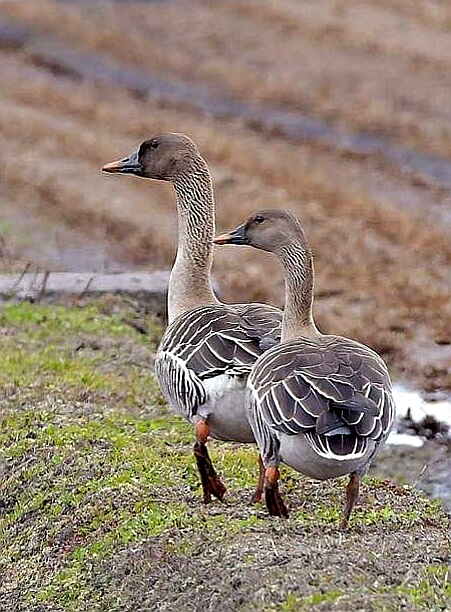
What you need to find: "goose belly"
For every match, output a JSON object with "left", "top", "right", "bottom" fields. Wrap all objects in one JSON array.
[
  {"left": 279, "top": 433, "right": 376, "bottom": 480},
  {"left": 199, "top": 374, "right": 255, "bottom": 443}
]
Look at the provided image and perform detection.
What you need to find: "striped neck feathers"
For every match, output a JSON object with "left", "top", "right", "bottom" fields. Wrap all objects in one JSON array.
[
  {"left": 168, "top": 159, "right": 219, "bottom": 322},
  {"left": 279, "top": 241, "right": 318, "bottom": 342}
]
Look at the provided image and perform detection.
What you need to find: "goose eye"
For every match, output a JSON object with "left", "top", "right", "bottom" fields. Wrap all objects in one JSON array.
[
  {"left": 254, "top": 215, "right": 265, "bottom": 224},
  {"left": 150, "top": 140, "right": 159, "bottom": 149}
]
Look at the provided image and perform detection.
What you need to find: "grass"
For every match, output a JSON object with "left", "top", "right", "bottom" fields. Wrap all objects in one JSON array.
[
  {"left": 0, "top": 297, "right": 449, "bottom": 611},
  {"left": 276, "top": 565, "right": 451, "bottom": 611}
]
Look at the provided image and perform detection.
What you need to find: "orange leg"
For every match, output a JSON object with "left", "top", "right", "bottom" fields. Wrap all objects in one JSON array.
[
  {"left": 193, "top": 419, "right": 226, "bottom": 504},
  {"left": 341, "top": 472, "right": 360, "bottom": 530},
  {"left": 250, "top": 455, "right": 265, "bottom": 504},
  {"left": 264, "top": 466, "right": 288, "bottom": 518}
]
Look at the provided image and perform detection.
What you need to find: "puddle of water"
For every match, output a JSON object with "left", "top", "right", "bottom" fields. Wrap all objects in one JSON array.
[
  {"left": 393, "top": 384, "right": 451, "bottom": 429},
  {"left": 385, "top": 384, "right": 451, "bottom": 511},
  {"left": 387, "top": 383, "right": 451, "bottom": 448},
  {"left": 386, "top": 432, "right": 424, "bottom": 448}
]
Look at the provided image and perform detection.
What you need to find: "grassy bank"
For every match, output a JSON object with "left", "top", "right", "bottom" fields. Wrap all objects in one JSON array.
[{"left": 0, "top": 298, "right": 449, "bottom": 611}]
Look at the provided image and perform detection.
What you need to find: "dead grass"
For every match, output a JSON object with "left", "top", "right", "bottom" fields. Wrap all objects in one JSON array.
[
  {"left": 0, "top": 1, "right": 450, "bottom": 392},
  {"left": 4, "top": 0, "right": 451, "bottom": 156}
]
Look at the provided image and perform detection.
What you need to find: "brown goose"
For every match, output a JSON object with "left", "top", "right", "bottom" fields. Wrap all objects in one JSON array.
[
  {"left": 102, "top": 134, "right": 282, "bottom": 504},
  {"left": 214, "top": 210, "right": 395, "bottom": 528}
]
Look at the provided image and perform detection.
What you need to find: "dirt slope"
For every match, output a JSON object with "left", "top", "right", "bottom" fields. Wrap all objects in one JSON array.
[{"left": 0, "top": 298, "right": 449, "bottom": 611}]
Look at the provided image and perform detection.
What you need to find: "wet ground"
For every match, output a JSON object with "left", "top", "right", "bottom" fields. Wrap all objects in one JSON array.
[{"left": 381, "top": 385, "right": 451, "bottom": 511}]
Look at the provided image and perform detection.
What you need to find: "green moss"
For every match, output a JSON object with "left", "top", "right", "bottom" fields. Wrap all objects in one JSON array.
[
  {"left": 392, "top": 564, "right": 451, "bottom": 608},
  {"left": 278, "top": 568, "right": 451, "bottom": 611},
  {"left": 0, "top": 302, "right": 136, "bottom": 336},
  {"left": 279, "top": 589, "right": 343, "bottom": 610},
  {"left": 0, "top": 300, "right": 162, "bottom": 407}
]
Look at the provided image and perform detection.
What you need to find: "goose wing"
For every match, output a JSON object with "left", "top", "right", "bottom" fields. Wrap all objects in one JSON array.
[
  {"left": 155, "top": 303, "right": 282, "bottom": 419},
  {"left": 248, "top": 335, "right": 395, "bottom": 456}
]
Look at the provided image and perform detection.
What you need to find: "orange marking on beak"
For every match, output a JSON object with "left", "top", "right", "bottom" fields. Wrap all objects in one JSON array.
[
  {"left": 213, "top": 233, "right": 232, "bottom": 245},
  {"left": 102, "top": 160, "right": 124, "bottom": 173}
]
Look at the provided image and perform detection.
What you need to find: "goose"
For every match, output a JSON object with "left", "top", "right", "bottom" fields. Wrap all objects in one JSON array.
[
  {"left": 214, "top": 210, "right": 395, "bottom": 528},
  {"left": 102, "top": 134, "right": 282, "bottom": 504}
]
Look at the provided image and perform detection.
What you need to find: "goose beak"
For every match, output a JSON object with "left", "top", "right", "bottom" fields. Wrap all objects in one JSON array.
[
  {"left": 213, "top": 223, "right": 249, "bottom": 245},
  {"left": 102, "top": 150, "right": 143, "bottom": 175}
]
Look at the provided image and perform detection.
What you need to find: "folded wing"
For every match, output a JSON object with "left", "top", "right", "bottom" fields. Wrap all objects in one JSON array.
[
  {"left": 156, "top": 303, "right": 282, "bottom": 419},
  {"left": 249, "top": 335, "right": 395, "bottom": 458}
]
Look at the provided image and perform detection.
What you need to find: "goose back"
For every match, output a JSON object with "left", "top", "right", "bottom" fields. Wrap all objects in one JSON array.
[{"left": 247, "top": 334, "right": 395, "bottom": 465}]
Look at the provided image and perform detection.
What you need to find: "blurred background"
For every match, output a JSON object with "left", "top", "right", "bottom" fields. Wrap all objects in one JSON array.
[{"left": 0, "top": 0, "right": 450, "bottom": 396}]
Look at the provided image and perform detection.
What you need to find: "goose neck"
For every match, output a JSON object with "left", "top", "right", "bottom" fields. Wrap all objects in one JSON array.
[
  {"left": 167, "top": 164, "right": 218, "bottom": 322},
  {"left": 279, "top": 243, "right": 318, "bottom": 342}
]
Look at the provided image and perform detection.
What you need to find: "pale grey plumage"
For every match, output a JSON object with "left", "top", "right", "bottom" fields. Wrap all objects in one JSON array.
[
  {"left": 156, "top": 302, "right": 281, "bottom": 442},
  {"left": 247, "top": 333, "right": 394, "bottom": 468}
]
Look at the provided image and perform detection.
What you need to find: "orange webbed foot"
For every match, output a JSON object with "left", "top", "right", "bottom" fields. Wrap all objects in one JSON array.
[
  {"left": 194, "top": 441, "right": 226, "bottom": 503},
  {"left": 264, "top": 466, "right": 288, "bottom": 518}
]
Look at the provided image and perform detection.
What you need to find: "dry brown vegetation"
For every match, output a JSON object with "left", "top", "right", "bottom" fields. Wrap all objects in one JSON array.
[{"left": 0, "top": 0, "right": 450, "bottom": 394}]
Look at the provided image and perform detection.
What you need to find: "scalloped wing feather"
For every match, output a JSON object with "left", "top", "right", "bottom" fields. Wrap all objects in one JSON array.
[
  {"left": 249, "top": 334, "right": 395, "bottom": 459},
  {"left": 155, "top": 303, "right": 282, "bottom": 420}
]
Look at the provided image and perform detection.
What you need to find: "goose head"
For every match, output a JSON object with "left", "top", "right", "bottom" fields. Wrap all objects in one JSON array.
[
  {"left": 102, "top": 132, "right": 201, "bottom": 181},
  {"left": 214, "top": 209, "right": 306, "bottom": 254}
]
